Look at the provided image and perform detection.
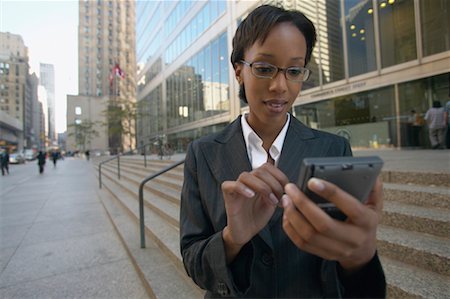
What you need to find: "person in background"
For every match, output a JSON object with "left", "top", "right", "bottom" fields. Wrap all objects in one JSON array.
[
  {"left": 51, "top": 150, "right": 59, "bottom": 167},
  {"left": 408, "top": 109, "right": 423, "bottom": 147},
  {"left": 180, "top": 5, "right": 385, "bottom": 298},
  {"left": 1, "top": 148, "right": 10, "bottom": 176},
  {"left": 424, "top": 100, "right": 447, "bottom": 149},
  {"left": 37, "top": 151, "right": 46, "bottom": 174},
  {"left": 445, "top": 97, "right": 450, "bottom": 149}
]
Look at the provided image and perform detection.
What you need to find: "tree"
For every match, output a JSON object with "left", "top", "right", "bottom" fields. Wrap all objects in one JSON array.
[
  {"left": 102, "top": 98, "right": 137, "bottom": 153},
  {"left": 67, "top": 120, "right": 100, "bottom": 152}
]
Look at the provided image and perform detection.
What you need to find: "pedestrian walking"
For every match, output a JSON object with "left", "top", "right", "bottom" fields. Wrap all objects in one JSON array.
[
  {"left": 424, "top": 100, "right": 447, "bottom": 149},
  {"left": 51, "top": 151, "right": 59, "bottom": 167},
  {"left": 1, "top": 148, "right": 10, "bottom": 176},
  {"left": 37, "top": 151, "right": 46, "bottom": 174}
]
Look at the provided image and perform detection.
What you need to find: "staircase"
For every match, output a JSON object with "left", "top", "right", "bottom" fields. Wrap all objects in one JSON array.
[{"left": 93, "top": 155, "right": 450, "bottom": 298}]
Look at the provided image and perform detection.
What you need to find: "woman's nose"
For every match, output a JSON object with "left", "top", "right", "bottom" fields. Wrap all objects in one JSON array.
[{"left": 268, "top": 70, "right": 289, "bottom": 93}]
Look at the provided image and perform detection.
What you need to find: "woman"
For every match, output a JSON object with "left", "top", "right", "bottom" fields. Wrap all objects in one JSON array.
[{"left": 180, "top": 5, "right": 385, "bottom": 298}]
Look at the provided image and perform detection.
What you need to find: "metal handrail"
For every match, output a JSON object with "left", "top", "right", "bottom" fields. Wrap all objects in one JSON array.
[
  {"left": 139, "top": 159, "right": 185, "bottom": 248},
  {"left": 98, "top": 138, "right": 159, "bottom": 188}
]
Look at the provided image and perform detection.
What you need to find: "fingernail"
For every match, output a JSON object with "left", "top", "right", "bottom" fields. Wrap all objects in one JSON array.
[
  {"left": 281, "top": 194, "right": 289, "bottom": 208},
  {"left": 269, "top": 193, "right": 278, "bottom": 205},
  {"left": 309, "top": 178, "right": 325, "bottom": 191},
  {"left": 244, "top": 187, "right": 255, "bottom": 197}
]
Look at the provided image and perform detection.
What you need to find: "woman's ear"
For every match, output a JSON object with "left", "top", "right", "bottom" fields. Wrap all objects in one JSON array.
[{"left": 234, "top": 63, "right": 243, "bottom": 84}]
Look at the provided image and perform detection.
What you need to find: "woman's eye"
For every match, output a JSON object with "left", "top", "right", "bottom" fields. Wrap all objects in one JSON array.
[
  {"left": 255, "top": 66, "right": 274, "bottom": 74},
  {"left": 287, "top": 68, "right": 302, "bottom": 76}
]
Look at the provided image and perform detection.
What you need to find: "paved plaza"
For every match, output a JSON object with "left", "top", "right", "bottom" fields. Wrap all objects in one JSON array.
[{"left": 0, "top": 158, "right": 148, "bottom": 298}]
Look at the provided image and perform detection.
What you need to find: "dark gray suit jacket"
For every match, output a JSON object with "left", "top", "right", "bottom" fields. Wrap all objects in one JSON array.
[{"left": 180, "top": 115, "right": 386, "bottom": 298}]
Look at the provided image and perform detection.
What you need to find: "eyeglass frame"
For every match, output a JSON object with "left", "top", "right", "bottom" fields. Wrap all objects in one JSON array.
[{"left": 240, "top": 60, "right": 311, "bottom": 82}]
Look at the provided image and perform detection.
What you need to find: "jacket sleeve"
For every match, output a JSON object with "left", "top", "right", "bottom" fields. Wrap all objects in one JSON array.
[
  {"left": 337, "top": 252, "right": 386, "bottom": 298},
  {"left": 179, "top": 141, "right": 251, "bottom": 297}
]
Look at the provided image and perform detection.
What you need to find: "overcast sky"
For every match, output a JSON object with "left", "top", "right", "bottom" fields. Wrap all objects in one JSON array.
[{"left": 1, "top": 0, "right": 78, "bottom": 133}]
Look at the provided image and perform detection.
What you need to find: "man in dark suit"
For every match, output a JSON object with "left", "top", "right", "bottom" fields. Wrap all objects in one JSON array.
[{"left": 180, "top": 5, "right": 385, "bottom": 298}]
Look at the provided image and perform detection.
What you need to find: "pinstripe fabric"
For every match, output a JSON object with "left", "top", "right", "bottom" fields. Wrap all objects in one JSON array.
[{"left": 180, "top": 114, "right": 385, "bottom": 298}]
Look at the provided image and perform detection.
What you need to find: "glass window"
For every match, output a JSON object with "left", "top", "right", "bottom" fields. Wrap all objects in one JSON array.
[
  {"left": 294, "top": 86, "right": 396, "bottom": 148},
  {"left": 378, "top": 0, "right": 416, "bottom": 68},
  {"left": 316, "top": 1, "right": 345, "bottom": 83},
  {"left": 398, "top": 73, "right": 449, "bottom": 147},
  {"left": 420, "top": 0, "right": 450, "bottom": 57},
  {"left": 345, "top": 0, "right": 377, "bottom": 76}
]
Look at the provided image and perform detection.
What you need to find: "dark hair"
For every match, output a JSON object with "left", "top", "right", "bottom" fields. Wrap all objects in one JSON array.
[
  {"left": 432, "top": 101, "right": 442, "bottom": 108},
  {"left": 231, "top": 5, "right": 316, "bottom": 103},
  {"left": 231, "top": 5, "right": 317, "bottom": 68}
]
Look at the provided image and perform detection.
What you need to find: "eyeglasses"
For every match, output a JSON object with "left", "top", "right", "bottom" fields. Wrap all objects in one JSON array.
[{"left": 240, "top": 60, "right": 311, "bottom": 82}]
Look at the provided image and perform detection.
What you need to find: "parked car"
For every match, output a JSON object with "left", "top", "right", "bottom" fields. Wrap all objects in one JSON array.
[
  {"left": 24, "top": 149, "right": 36, "bottom": 161},
  {"left": 9, "top": 152, "right": 25, "bottom": 164}
]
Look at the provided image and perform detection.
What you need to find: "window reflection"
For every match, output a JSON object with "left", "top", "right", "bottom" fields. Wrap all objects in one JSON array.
[
  {"left": 345, "top": 0, "right": 376, "bottom": 76},
  {"left": 295, "top": 86, "right": 396, "bottom": 148},
  {"left": 166, "top": 33, "right": 229, "bottom": 129},
  {"left": 378, "top": 0, "right": 416, "bottom": 67},
  {"left": 420, "top": 0, "right": 450, "bottom": 57}
]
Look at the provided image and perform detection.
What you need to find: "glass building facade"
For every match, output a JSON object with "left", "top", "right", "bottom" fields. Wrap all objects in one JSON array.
[{"left": 136, "top": 0, "right": 450, "bottom": 151}]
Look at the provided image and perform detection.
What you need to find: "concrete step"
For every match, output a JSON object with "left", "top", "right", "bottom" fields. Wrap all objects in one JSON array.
[
  {"left": 108, "top": 163, "right": 184, "bottom": 192},
  {"left": 383, "top": 183, "right": 450, "bottom": 209},
  {"left": 101, "top": 164, "right": 181, "bottom": 207},
  {"left": 382, "top": 201, "right": 450, "bottom": 238},
  {"left": 377, "top": 225, "right": 450, "bottom": 276},
  {"left": 380, "top": 170, "right": 450, "bottom": 188},
  {"left": 381, "top": 256, "right": 450, "bottom": 298},
  {"left": 98, "top": 160, "right": 450, "bottom": 298},
  {"left": 100, "top": 167, "right": 180, "bottom": 226},
  {"left": 97, "top": 173, "right": 204, "bottom": 298},
  {"left": 104, "top": 164, "right": 450, "bottom": 239}
]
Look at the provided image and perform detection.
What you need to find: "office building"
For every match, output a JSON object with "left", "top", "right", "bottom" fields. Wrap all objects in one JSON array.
[
  {"left": 67, "top": 0, "right": 137, "bottom": 154},
  {"left": 39, "top": 63, "right": 56, "bottom": 144},
  {"left": 136, "top": 0, "right": 449, "bottom": 151},
  {"left": 0, "top": 32, "right": 28, "bottom": 151}
]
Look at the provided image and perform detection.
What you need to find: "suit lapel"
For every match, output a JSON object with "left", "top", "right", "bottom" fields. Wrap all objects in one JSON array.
[
  {"left": 200, "top": 117, "right": 252, "bottom": 183},
  {"left": 198, "top": 116, "right": 323, "bottom": 251},
  {"left": 278, "top": 117, "right": 318, "bottom": 183}
]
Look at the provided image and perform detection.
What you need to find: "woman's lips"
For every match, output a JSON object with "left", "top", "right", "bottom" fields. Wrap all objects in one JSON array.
[{"left": 264, "top": 100, "right": 287, "bottom": 113}]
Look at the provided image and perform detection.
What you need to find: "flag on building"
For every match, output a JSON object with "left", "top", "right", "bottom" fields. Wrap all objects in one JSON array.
[{"left": 109, "top": 64, "right": 125, "bottom": 86}]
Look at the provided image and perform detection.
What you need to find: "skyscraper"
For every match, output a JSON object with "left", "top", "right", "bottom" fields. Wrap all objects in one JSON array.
[
  {"left": 75, "top": 0, "right": 136, "bottom": 152},
  {"left": 67, "top": 0, "right": 136, "bottom": 152},
  {"left": 40, "top": 63, "right": 56, "bottom": 144}
]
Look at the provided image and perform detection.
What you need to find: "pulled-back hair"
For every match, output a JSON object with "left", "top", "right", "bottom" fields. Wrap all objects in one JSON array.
[{"left": 231, "top": 5, "right": 317, "bottom": 68}]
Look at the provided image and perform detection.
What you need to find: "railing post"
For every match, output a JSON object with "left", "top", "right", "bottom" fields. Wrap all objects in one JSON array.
[
  {"left": 99, "top": 163, "right": 102, "bottom": 188},
  {"left": 117, "top": 155, "right": 120, "bottom": 179},
  {"left": 139, "top": 182, "right": 145, "bottom": 248},
  {"left": 144, "top": 146, "right": 147, "bottom": 168},
  {"left": 138, "top": 159, "right": 184, "bottom": 249}
]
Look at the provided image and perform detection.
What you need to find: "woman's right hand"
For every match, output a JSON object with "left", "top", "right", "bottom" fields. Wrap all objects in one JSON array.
[{"left": 221, "top": 163, "right": 288, "bottom": 263}]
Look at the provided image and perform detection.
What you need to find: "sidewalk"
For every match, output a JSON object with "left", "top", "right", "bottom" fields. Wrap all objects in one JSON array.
[{"left": 0, "top": 158, "right": 148, "bottom": 298}]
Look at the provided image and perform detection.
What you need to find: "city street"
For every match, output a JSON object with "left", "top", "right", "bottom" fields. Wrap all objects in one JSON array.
[{"left": 0, "top": 158, "right": 148, "bottom": 298}]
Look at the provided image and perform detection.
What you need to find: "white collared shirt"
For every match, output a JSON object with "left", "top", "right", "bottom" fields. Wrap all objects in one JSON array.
[{"left": 241, "top": 113, "right": 290, "bottom": 169}]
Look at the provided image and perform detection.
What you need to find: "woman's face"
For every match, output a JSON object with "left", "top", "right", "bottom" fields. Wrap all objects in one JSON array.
[{"left": 235, "top": 22, "right": 307, "bottom": 128}]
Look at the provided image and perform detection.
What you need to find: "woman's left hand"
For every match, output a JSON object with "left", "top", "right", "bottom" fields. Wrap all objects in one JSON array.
[{"left": 282, "top": 177, "right": 383, "bottom": 272}]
